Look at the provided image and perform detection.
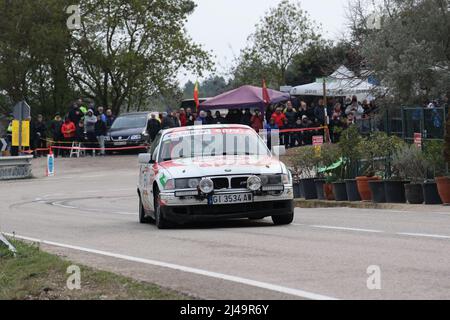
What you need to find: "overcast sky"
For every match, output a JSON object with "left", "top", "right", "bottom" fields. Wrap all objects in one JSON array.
[{"left": 181, "top": 0, "right": 350, "bottom": 84}]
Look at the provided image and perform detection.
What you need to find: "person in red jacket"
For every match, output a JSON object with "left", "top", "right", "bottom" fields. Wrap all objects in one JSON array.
[
  {"left": 61, "top": 117, "right": 76, "bottom": 157},
  {"left": 271, "top": 107, "right": 286, "bottom": 128},
  {"left": 250, "top": 109, "right": 264, "bottom": 133},
  {"left": 179, "top": 108, "right": 187, "bottom": 127}
]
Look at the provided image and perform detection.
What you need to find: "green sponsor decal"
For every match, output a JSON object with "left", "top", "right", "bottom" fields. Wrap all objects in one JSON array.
[{"left": 159, "top": 174, "right": 168, "bottom": 187}]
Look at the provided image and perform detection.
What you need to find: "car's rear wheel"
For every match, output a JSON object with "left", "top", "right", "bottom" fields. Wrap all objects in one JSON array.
[
  {"left": 272, "top": 212, "right": 294, "bottom": 225},
  {"left": 154, "top": 187, "right": 172, "bottom": 229}
]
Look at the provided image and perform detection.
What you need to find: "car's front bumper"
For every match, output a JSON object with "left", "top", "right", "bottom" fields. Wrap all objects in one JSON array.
[
  {"left": 159, "top": 187, "right": 294, "bottom": 223},
  {"left": 105, "top": 140, "right": 148, "bottom": 148}
]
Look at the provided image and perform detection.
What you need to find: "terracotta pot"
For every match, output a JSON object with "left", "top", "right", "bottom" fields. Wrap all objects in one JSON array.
[
  {"left": 323, "top": 183, "right": 335, "bottom": 201},
  {"left": 436, "top": 177, "right": 450, "bottom": 205},
  {"left": 356, "top": 176, "right": 380, "bottom": 201}
]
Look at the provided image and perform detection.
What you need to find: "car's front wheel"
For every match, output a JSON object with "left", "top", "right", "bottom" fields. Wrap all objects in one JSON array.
[
  {"left": 272, "top": 212, "right": 294, "bottom": 225},
  {"left": 154, "top": 187, "right": 172, "bottom": 229},
  {"left": 139, "top": 196, "right": 152, "bottom": 224}
]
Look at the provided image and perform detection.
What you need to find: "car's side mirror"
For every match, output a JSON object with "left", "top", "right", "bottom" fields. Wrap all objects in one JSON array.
[
  {"left": 138, "top": 153, "right": 152, "bottom": 164},
  {"left": 271, "top": 145, "right": 286, "bottom": 157}
]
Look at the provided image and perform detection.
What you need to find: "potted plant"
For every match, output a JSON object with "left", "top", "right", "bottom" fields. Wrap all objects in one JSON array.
[
  {"left": 423, "top": 140, "right": 444, "bottom": 204},
  {"left": 323, "top": 174, "right": 336, "bottom": 201},
  {"left": 356, "top": 134, "right": 382, "bottom": 201},
  {"left": 358, "top": 132, "right": 405, "bottom": 203},
  {"left": 317, "top": 144, "right": 344, "bottom": 201},
  {"left": 314, "top": 144, "right": 340, "bottom": 200},
  {"left": 288, "top": 146, "right": 318, "bottom": 200},
  {"left": 392, "top": 144, "right": 428, "bottom": 204},
  {"left": 435, "top": 115, "right": 450, "bottom": 204},
  {"left": 338, "top": 126, "right": 362, "bottom": 201}
]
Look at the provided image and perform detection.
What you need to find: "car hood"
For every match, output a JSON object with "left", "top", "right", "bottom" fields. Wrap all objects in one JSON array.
[
  {"left": 159, "top": 155, "right": 285, "bottom": 178},
  {"left": 108, "top": 127, "right": 144, "bottom": 137}
]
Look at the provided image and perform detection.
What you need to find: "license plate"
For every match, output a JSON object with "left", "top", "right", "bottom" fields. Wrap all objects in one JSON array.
[
  {"left": 114, "top": 142, "right": 127, "bottom": 146},
  {"left": 211, "top": 193, "right": 253, "bottom": 205}
]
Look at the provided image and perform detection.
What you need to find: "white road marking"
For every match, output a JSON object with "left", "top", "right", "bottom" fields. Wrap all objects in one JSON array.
[
  {"left": 294, "top": 223, "right": 450, "bottom": 241},
  {"left": 293, "top": 223, "right": 383, "bottom": 234},
  {"left": 397, "top": 233, "right": 450, "bottom": 240},
  {"left": 51, "top": 201, "right": 77, "bottom": 209},
  {"left": 310, "top": 225, "right": 383, "bottom": 233},
  {"left": 312, "top": 207, "right": 450, "bottom": 215},
  {"left": 4, "top": 233, "right": 338, "bottom": 301}
]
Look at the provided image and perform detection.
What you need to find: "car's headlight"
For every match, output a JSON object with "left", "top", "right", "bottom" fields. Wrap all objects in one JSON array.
[
  {"left": 175, "top": 178, "right": 201, "bottom": 189},
  {"left": 104, "top": 136, "right": 111, "bottom": 141},
  {"left": 163, "top": 179, "right": 175, "bottom": 190},
  {"left": 247, "top": 176, "right": 262, "bottom": 191},
  {"left": 199, "top": 178, "right": 214, "bottom": 194},
  {"left": 282, "top": 173, "right": 292, "bottom": 185},
  {"left": 259, "top": 175, "right": 283, "bottom": 185},
  {"left": 130, "top": 135, "right": 142, "bottom": 140}
]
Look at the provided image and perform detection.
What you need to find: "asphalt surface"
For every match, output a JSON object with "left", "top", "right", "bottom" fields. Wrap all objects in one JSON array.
[{"left": 1, "top": 155, "right": 450, "bottom": 300}]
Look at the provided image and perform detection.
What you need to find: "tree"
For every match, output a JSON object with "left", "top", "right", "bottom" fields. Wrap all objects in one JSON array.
[
  {"left": 183, "top": 75, "right": 229, "bottom": 99},
  {"left": 229, "top": 48, "right": 278, "bottom": 89},
  {"left": 348, "top": 0, "right": 450, "bottom": 104},
  {"left": 0, "top": 0, "right": 74, "bottom": 116},
  {"left": 70, "top": 0, "right": 213, "bottom": 115},
  {"left": 231, "top": 0, "right": 319, "bottom": 88},
  {"left": 0, "top": 0, "right": 212, "bottom": 117},
  {"left": 285, "top": 40, "right": 362, "bottom": 86}
]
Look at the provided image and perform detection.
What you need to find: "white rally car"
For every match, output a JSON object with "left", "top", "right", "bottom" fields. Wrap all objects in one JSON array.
[{"left": 137, "top": 124, "right": 294, "bottom": 229}]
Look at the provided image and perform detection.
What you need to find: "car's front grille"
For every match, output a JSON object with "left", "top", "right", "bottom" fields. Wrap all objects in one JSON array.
[
  {"left": 212, "top": 178, "right": 229, "bottom": 190},
  {"left": 112, "top": 136, "right": 129, "bottom": 141},
  {"left": 231, "top": 177, "right": 249, "bottom": 189}
]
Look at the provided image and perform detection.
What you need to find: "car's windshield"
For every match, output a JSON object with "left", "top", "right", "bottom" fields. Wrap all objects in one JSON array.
[
  {"left": 111, "top": 114, "right": 147, "bottom": 130},
  {"left": 158, "top": 128, "right": 270, "bottom": 162}
]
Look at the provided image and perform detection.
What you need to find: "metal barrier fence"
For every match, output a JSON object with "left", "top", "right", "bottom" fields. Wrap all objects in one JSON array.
[
  {"left": 0, "top": 155, "right": 33, "bottom": 180},
  {"left": 355, "top": 107, "right": 448, "bottom": 141}
]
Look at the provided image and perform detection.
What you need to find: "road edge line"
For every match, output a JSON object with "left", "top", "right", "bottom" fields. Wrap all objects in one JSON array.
[{"left": 4, "top": 233, "right": 339, "bottom": 301}]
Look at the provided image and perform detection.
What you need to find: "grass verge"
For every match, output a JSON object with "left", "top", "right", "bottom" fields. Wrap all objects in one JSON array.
[{"left": 0, "top": 239, "right": 187, "bottom": 300}]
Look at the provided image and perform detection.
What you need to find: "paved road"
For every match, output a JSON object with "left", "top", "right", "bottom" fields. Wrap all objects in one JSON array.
[{"left": 1, "top": 156, "right": 450, "bottom": 300}]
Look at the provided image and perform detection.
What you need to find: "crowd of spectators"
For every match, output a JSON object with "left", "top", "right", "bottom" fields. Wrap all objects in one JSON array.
[
  {"left": 147, "top": 95, "right": 377, "bottom": 148},
  {"left": 3, "top": 98, "right": 117, "bottom": 157},
  {"left": 2, "top": 95, "right": 378, "bottom": 157}
]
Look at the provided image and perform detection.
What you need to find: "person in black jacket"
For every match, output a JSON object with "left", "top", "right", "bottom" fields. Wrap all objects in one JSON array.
[
  {"left": 49, "top": 113, "right": 63, "bottom": 157},
  {"left": 95, "top": 114, "right": 108, "bottom": 156},
  {"left": 213, "top": 111, "right": 226, "bottom": 124},
  {"left": 147, "top": 114, "right": 161, "bottom": 142},
  {"left": 32, "top": 114, "right": 47, "bottom": 157},
  {"left": 241, "top": 109, "right": 252, "bottom": 126}
]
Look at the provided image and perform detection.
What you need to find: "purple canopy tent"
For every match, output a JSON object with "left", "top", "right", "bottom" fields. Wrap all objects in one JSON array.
[{"left": 199, "top": 85, "right": 290, "bottom": 111}]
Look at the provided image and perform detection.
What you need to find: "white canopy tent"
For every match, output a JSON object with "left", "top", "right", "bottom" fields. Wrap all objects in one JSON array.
[{"left": 290, "top": 66, "right": 377, "bottom": 101}]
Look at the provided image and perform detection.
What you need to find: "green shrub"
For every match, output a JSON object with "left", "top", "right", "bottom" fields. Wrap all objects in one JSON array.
[
  {"left": 392, "top": 144, "right": 428, "bottom": 183},
  {"left": 424, "top": 140, "right": 446, "bottom": 177},
  {"left": 357, "top": 132, "right": 405, "bottom": 177}
]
